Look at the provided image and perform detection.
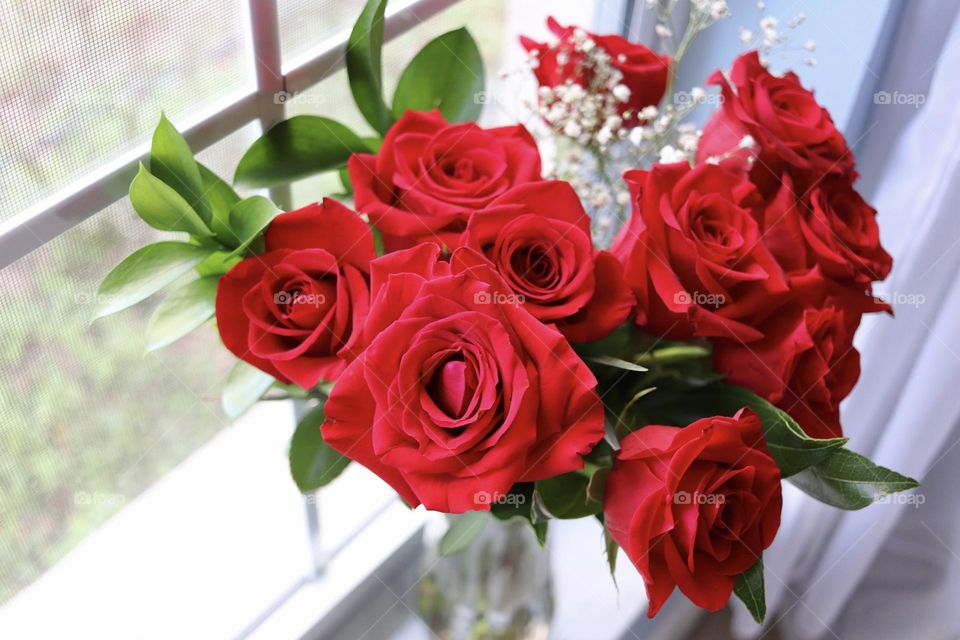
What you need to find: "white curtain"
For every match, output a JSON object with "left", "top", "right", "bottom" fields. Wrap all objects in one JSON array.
[{"left": 732, "top": 2, "right": 960, "bottom": 638}]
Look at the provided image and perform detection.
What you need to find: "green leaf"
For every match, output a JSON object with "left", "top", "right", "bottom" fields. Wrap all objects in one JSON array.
[
  {"left": 440, "top": 511, "right": 488, "bottom": 556},
  {"left": 789, "top": 448, "right": 920, "bottom": 510},
  {"left": 536, "top": 472, "right": 602, "bottom": 519},
  {"left": 347, "top": 0, "right": 394, "bottom": 135},
  {"left": 222, "top": 360, "right": 275, "bottom": 419},
  {"left": 196, "top": 250, "right": 242, "bottom": 277},
  {"left": 490, "top": 483, "right": 548, "bottom": 545},
  {"left": 643, "top": 384, "right": 848, "bottom": 478},
  {"left": 635, "top": 344, "right": 711, "bottom": 366},
  {"left": 150, "top": 113, "right": 211, "bottom": 225},
  {"left": 289, "top": 402, "right": 350, "bottom": 492},
  {"left": 234, "top": 116, "right": 369, "bottom": 188},
  {"left": 603, "top": 527, "right": 619, "bottom": 582},
  {"left": 93, "top": 242, "right": 212, "bottom": 319},
  {"left": 228, "top": 196, "right": 283, "bottom": 254},
  {"left": 129, "top": 164, "right": 212, "bottom": 237},
  {"left": 145, "top": 276, "right": 218, "bottom": 351},
  {"left": 392, "top": 28, "right": 485, "bottom": 122},
  {"left": 583, "top": 355, "right": 648, "bottom": 372},
  {"left": 198, "top": 163, "right": 241, "bottom": 247},
  {"left": 734, "top": 557, "right": 766, "bottom": 624}
]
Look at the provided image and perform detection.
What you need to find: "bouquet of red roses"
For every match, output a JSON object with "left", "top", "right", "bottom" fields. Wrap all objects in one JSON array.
[{"left": 94, "top": 0, "right": 916, "bottom": 622}]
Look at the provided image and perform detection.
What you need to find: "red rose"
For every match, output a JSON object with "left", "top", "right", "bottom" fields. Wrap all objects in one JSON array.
[
  {"left": 349, "top": 109, "right": 542, "bottom": 252},
  {"left": 215, "top": 198, "right": 374, "bottom": 388},
  {"left": 321, "top": 245, "right": 605, "bottom": 512},
  {"left": 520, "top": 17, "right": 669, "bottom": 125},
  {"left": 760, "top": 173, "right": 892, "bottom": 289},
  {"left": 457, "top": 181, "right": 634, "bottom": 342},
  {"left": 604, "top": 409, "right": 782, "bottom": 617},
  {"left": 714, "top": 298, "right": 861, "bottom": 439},
  {"left": 610, "top": 162, "right": 789, "bottom": 342},
  {"left": 696, "top": 51, "right": 854, "bottom": 188}
]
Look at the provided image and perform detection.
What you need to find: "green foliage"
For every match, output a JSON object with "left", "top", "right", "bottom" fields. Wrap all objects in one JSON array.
[
  {"left": 93, "top": 241, "right": 212, "bottom": 320},
  {"left": 734, "top": 558, "right": 766, "bottom": 623},
  {"left": 790, "top": 448, "right": 919, "bottom": 510},
  {"left": 347, "top": 0, "right": 394, "bottom": 135},
  {"left": 129, "top": 163, "right": 213, "bottom": 237},
  {"left": 392, "top": 28, "right": 485, "bottom": 122},
  {"left": 440, "top": 511, "right": 488, "bottom": 556},
  {"left": 145, "top": 276, "right": 218, "bottom": 351},
  {"left": 490, "top": 483, "right": 549, "bottom": 546},
  {"left": 536, "top": 471, "right": 603, "bottom": 519},
  {"left": 221, "top": 360, "right": 275, "bottom": 419},
  {"left": 289, "top": 402, "right": 351, "bottom": 493},
  {"left": 150, "top": 113, "right": 211, "bottom": 225},
  {"left": 233, "top": 116, "right": 369, "bottom": 188},
  {"left": 228, "top": 196, "right": 282, "bottom": 254}
]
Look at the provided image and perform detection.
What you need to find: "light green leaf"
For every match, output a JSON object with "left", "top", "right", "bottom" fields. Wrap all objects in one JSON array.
[
  {"left": 789, "top": 448, "right": 919, "bottom": 510},
  {"left": 636, "top": 344, "right": 711, "bottom": 366},
  {"left": 234, "top": 116, "right": 369, "bottom": 188},
  {"left": 290, "top": 403, "right": 351, "bottom": 492},
  {"left": 229, "top": 196, "right": 283, "bottom": 253},
  {"left": 150, "top": 113, "right": 211, "bottom": 224},
  {"left": 440, "top": 511, "right": 488, "bottom": 556},
  {"left": 392, "top": 28, "right": 485, "bottom": 122},
  {"left": 93, "top": 242, "right": 212, "bottom": 319},
  {"left": 145, "top": 276, "right": 218, "bottom": 351},
  {"left": 198, "top": 163, "right": 241, "bottom": 247},
  {"left": 196, "top": 250, "right": 242, "bottom": 277},
  {"left": 129, "top": 164, "right": 212, "bottom": 237},
  {"left": 603, "top": 527, "right": 619, "bottom": 582},
  {"left": 347, "top": 0, "right": 394, "bottom": 135},
  {"left": 222, "top": 360, "right": 275, "bottom": 419},
  {"left": 583, "top": 355, "right": 648, "bottom": 372},
  {"left": 734, "top": 557, "right": 766, "bottom": 624}
]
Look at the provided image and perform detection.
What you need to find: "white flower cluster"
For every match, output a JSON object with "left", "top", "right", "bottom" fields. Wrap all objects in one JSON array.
[
  {"left": 739, "top": 5, "right": 817, "bottom": 67},
  {"left": 529, "top": 30, "right": 633, "bottom": 148}
]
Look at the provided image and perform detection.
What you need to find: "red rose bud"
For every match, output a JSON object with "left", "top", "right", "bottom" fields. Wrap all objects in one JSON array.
[
  {"left": 611, "top": 162, "right": 789, "bottom": 342},
  {"left": 349, "top": 109, "right": 542, "bottom": 252},
  {"left": 457, "top": 180, "right": 634, "bottom": 342},
  {"left": 604, "top": 409, "right": 782, "bottom": 617},
  {"left": 215, "top": 198, "right": 374, "bottom": 389},
  {"left": 520, "top": 17, "right": 669, "bottom": 126},
  {"left": 321, "top": 244, "right": 605, "bottom": 513}
]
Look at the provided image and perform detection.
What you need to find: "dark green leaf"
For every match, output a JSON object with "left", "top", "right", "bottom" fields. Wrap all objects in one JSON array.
[
  {"left": 603, "top": 527, "right": 619, "bottom": 582},
  {"left": 129, "top": 164, "right": 212, "bottom": 237},
  {"left": 234, "top": 116, "right": 369, "bottom": 188},
  {"left": 145, "top": 276, "right": 218, "bottom": 351},
  {"left": 222, "top": 360, "right": 275, "bottom": 418},
  {"left": 789, "top": 448, "right": 919, "bottom": 510},
  {"left": 150, "top": 113, "right": 211, "bottom": 224},
  {"left": 440, "top": 511, "right": 488, "bottom": 556},
  {"left": 198, "top": 163, "right": 241, "bottom": 247},
  {"left": 289, "top": 403, "right": 351, "bottom": 492},
  {"left": 347, "top": 0, "right": 394, "bottom": 135},
  {"left": 490, "top": 483, "right": 548, "bottom": 546},
  {"left": 229, "top": 196, "right": 283, "bottom": 253},
  {"left": 93, "top": 242, "right": 212, "bottom": 319},
  {"left": 734, "top": 557, "right": 766, "bottom": 624},
  {"left": 392, "top": 28, "right": 485, "bottom": 122},
  {"left": 536, "top": 472, "right": 602, "bottom": 519}
]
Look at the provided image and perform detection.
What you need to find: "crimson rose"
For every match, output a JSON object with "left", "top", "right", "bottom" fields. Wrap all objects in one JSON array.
[
  {"left": 604, "top": 409, "right": 782, "bottom": 616},
  {"left": 321, "top": 244, "right": 605, "bottom": 512},
  {"left": 457, "top": 181, "right": 634, "bottom": 342},
  {"left": 349, "top": 109, "right": 542, "bottom": 251},
  {"left": 611, "top": 162, "right": 789, "bottom": 342},
  {"left": 696, "top": 51, "right": 854, "bottom": 190},
  {"left": 215, "top": 198, "right": 374, "bottom": 388},
  {"left": 520, "top": 17, "right": 669, "bottom": 125}
]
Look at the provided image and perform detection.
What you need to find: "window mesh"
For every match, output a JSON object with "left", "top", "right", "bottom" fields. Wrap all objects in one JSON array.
[
  {"left": 0, "top": 1, "right": 254, "bottom": 220},
  {"left": 0, "top": 123, "right": 258, "bottom": 605},
  {"left": 278, "top": 0, "right": 367, "bottom": 63}
]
